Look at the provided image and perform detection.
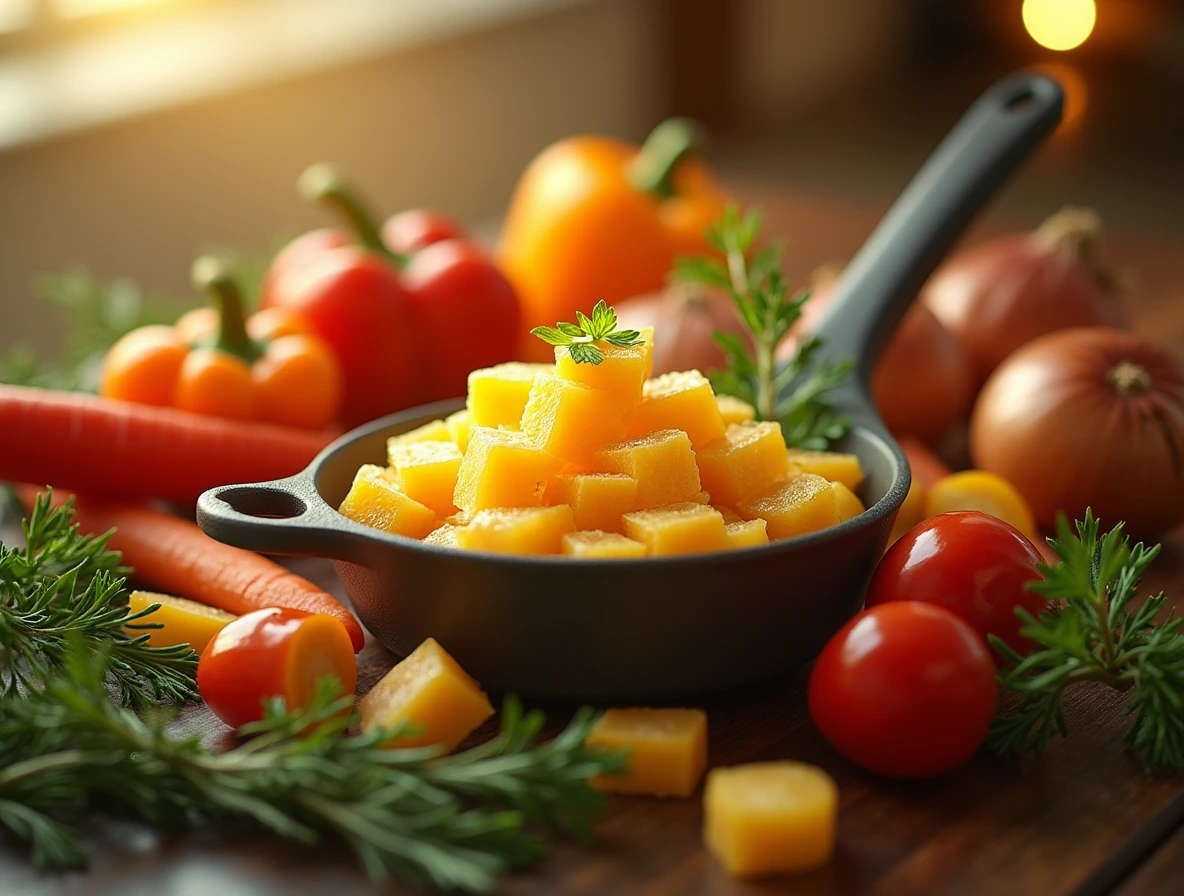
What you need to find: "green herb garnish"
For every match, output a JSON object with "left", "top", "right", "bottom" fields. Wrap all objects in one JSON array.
[
  {"left": 0, "top": 644, "right": 628, "bottom": 892},
  {"left": 676, "top": 204, "right": 853, "bottom": 449},
  {"left": 531, "top": 299, "right": 644, "bottom": 365},
  {"left": 0, "top": 489, "right": 199, "bottom": 705},
  {"left": 989, "top": 509, "right": 1184, "bottom": 771}
]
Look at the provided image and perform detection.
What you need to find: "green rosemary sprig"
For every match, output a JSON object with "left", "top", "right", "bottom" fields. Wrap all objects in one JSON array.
[{"left": 531, "top": 299, "right": 644, "bottom": 365}]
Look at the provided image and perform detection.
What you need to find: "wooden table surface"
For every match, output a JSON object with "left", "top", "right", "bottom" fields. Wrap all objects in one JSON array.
[{"left": 3, "top": 185, "right": 1184, "bottom": 896}]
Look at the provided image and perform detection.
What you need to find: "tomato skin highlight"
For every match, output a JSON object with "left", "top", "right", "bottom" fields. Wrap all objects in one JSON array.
[
  {"left": 198, "top": 606, "right": 358, "bottom": 729},
  {"left": 808, "top": 602, "right": 998, "bottom": 779},
  {"left": 865, "top": 511, "right": 1046, "bottom": 658}
]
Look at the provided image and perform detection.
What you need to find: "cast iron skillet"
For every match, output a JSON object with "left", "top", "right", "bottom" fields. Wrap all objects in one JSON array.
[{"left": 197, "top": 71, "right": 1063, "bottom": 701}]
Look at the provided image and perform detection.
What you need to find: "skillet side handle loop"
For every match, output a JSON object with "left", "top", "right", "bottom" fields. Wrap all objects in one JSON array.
[
  {"left": 813, "top": 70, "right": 1064, "bottom": 383},
  {"left": 196, "top": 476, "right": 363, "bottom": 563}
]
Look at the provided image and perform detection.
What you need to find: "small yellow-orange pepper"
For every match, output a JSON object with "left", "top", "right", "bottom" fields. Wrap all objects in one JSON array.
[{"left": 101, "top": 257, "right": 342, "bottom": 429}]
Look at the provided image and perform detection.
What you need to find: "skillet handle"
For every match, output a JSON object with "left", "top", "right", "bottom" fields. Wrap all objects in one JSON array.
[
  {"left": 813, "top": 70, "right": 1064, "bottom": 382},
  {"left": 196, "top": 476, "right": 365, "bottom": 563}
]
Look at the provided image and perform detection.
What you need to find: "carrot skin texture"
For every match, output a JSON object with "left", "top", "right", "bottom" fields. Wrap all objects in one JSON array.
[
  {"left": 0, "top": 385, "right": 332, "bottom": 505},
  {"left": 14, "top": 487, "right": 365, "bottom": 653}
]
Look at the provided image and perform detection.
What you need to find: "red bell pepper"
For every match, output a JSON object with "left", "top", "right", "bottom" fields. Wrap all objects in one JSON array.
[{"left": 261, "top": 164, "right": 520, "bottom": 428}]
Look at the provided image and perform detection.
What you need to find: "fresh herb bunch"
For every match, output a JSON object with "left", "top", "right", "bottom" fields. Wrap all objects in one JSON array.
[
  {"left": 676, "top": 205, "right": 853, "bottom": 450},
  {"left": 0, "top": 645, "right": 628, "bottom": 893},
  {"left": 0, "top": 489, "right": 198, "bottom": 704},
  {"left": 531, "top": 299, "right": 645, "bottom": 365},
  {"left": 989, "top": 509, "right": 1184, "bottom": 771}
]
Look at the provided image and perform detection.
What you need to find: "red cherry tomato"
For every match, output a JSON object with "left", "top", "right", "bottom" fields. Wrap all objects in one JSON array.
[
  {"left": 865, "top": 510, "right": 1045, "bottom": 658},
  {"left": 808, "top": 602, "right": 997, "bottom": 778},
  {"left": 198, "top": 606, "right": 358, "bottom": 729}
]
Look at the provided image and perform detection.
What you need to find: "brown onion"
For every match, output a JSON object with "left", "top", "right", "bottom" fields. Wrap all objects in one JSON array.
[
  {"left": 613, "top": 282, "right": 748, "bottom": 375},
  {"left": 922, "top": 207, "right": 1128, "bottom": 386},
  {"left": 970, "top": 327, "right": 1184, "bottom": 537}
]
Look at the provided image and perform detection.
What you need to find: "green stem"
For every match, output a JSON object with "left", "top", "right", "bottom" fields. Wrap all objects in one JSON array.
[
  {"left": 297, "top": 163, "right": 405, "bottom": 265},
  {"left": 755, "top": 337, "right": 777, "bottom": 422},
  {"left": 0, "top": 750, "right": 94, "bottom": 789},
  {"left": 626, "top": 118, "right": 702, "bottom": 200},
  {"left": 190, "top": 257, "right": 260, "bottom": 363}
]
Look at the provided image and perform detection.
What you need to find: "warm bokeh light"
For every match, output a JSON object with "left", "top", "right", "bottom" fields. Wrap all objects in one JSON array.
[
  {"left": 52, "top": 0, "right": 169, "bottom": 19},
  {"left": 0, "top": 0, "right": 37, "bottom": 33},
  {"left": 1022, "top": 0, "right": 1097, "bottom": 51},
  {"left": 1031, "top": 61, "right": 1088, "bottom": 133}
]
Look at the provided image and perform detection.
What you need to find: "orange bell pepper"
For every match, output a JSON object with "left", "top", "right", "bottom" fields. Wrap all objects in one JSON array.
[
  {"left": 498, "top": 118, "right": 731, "bottom": 361},
  {"left": 101, "top": 257, "right": 342, "bottom": 429}
]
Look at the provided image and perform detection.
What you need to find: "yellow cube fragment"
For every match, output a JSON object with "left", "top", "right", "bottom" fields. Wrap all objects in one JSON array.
[
  {"left": 127, "top": 591, "right": 235, "bottom": 653},
  {"left": 596, "top": 429, "right": 702, "bottom": 510},
  {"left": 454, "top": 505, "right": 575, "bottom": 555},
  {"left": 466, "top": 362, "right": 552, "bottom": 428},
  {"left": 622, "top": 503, "right": 727, "bottom": 556},
  {"left": 387, "top": 418, "right": 452, "bottom": 446},
  {"left": 704, "top": 761, "right": 838, "bottom": 879},
  {"left": 639, "top": 326, "right": 654, "bottom": 379},
  {"left": 547, "top": 472, "right": 637, "bottom": 533},
  {"left": 387, "top": 440, "right": 463, "bottom": 518},
  {"left": 423, "top": 523, "right": 462, "bottom": 546},
  {"left": 358, "top": 637, "right": 495, "bottom": 752},
  {"left": 587, "top": 708, "right": 708, "bottom": 797},
  {"left": 786, "top": 449, "right": 864, "bottom": 492},
  {"left": 445, "top": 409, "right": 474, "bottom": 452},
  {"left": 738, "top": 474, "right": 840, "bottom": 541},
  {"left": 555, "top": 342, "right": 647, "bottom": 414},
  {"left": 716, "top": 394, "right": 756, "bottom": 425},
  {"left": 562, "top": 530, "right": 648, "bottom": 558},
  {"left": 627, "top": 370, "right": 727, "bottom": 448},
  {"left": 696, "top": 422, "right": 793, "bottom": 506},
  {"left": 831, "top": 481, "right": 865, "bottom": 522},
  {"left": 453, "top": 427, "right": 563, "bottom": 513},
  {"left": 724, "top": 518, "right": 769, "bottom": 550},
  {"left": 338, "top": 464, "right": 438, "bottom": 539},
  {"left": 520, "top": 374, "right": 627, "bottom": 467}
]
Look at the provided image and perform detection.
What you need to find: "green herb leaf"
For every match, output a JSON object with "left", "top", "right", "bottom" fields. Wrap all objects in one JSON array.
[{"left": 530, "top": 299, "right": 644, "bottom": 365}]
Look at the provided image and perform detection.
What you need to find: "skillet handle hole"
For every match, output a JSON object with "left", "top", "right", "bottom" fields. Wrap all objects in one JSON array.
[
  {"left": 217, "top": 487, "right": 307, "bottom": 520},
  {"left": 1004, "top": 89, "right": 1035, "bottom": 111}
]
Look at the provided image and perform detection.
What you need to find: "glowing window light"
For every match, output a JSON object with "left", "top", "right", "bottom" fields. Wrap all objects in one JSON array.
[
  {"left": 52, "top": 0, "right": 170, "bottom": 19},
  {"left": 1022, "top": 0, "right": 1097, "bottom": 52},
  {"left": 0, "top": 0, "right": 38, "bottom": 34}
]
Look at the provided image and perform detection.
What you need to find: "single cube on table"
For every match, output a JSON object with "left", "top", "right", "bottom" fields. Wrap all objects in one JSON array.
[
  {"left": 520, "top": 374, "right": 627, "bottom": 467},
  {"left": 786, "top": 449, "right": 864, "bottom": 492},
  {"left": 561, "top": 530, "right": 648, "bottom": 558},
  {"left": 595, "top": 429, "right": 702, "bottom": 510},
  {"left": 338, "top": 464, "right": 437, "bottom": 539},
  {"left": 453, "top": 426, "right": 563, "bottom": 513},
  {"left": 386, "top": 440, "right": 463, "bottom": 518},
  {"left": 737, "top": 474, "right": 840, "bottom": 541},
  {"left": 704, "top": 761, "right": 838, "bottom": 878},
  {"left": 547, "top": 472, "right": 638, "bottom": 533},
  {"left": 627, "top": 370, "right": 726, "bottom": 448},
  {"left": 622, "top": 503, "right": 727, "bottom": 556},
  {"left": 358, "top": 637, "right": 495, "bottom": 752},
  {"left": 554, "top": 341, "right": 647, "bottom": 415},
  {"left": 586, "top": 707, "right": 708, "bottom": 797},
  {"left": 466, "top": 362, "right": 552, "bottom": 428},
  {"left": 696, "top": 422, "right": 793, "bottom": 506},
  {"left": 454, "top": 505, "right": 575, "bottom": 555}
]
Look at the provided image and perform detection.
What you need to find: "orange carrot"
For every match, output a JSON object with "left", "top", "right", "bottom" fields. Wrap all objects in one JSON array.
[
  {"left": 15, "top": 486, "right": 365, "bottom": 653},
  {"left": 0, "top": 385, "right": 337, "bottom": 506}
]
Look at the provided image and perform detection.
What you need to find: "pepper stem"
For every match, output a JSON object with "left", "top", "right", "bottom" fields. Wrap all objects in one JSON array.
[
  {"left": 627, "top": 118, "right": 703, "bottom": 200},
  {"left": 191, "top": 256, "right": 260, "bottom": 363},
  {"left": 298, "top": 163, "right": 404, "bottom": 264}
]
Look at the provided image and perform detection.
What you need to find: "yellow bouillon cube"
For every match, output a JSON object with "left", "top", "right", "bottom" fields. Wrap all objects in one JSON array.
[
  {"left": 724, "top": 518, "right": 769, "bottom": 550},
  {"left": 716, "top": 394, "right": 756, "bottom": 425},
  {"left": 627, "top": 370, "right": 726, "bottom": 448},
  {"left": 423, "top": 523, "right": 462, "bottom": 546},
  {"left": 453, "top": 427, "right": 563, "bottom": 513},
  {"left": 358, "top": 637, "right": 495, "bottom": 753},
  {"left": 622, "top": 503, "right": 727, "bottom": 556},
  {"left": 587, "top": 708, "right": 708, "bottom": 798},
  {"left": 387, "top": 418, "right": 452, "bottom": 445},
  {"left": 554, "top": 342, "right": 647, "bottom": 414},
  {"left": 786, "top": 449, "right": 864, "bottom": 492},
  {"left": 444, "top": 409, "right": 473, "bottom": 452},
  {"left": 455, "top": 505, "right": 575, "bottom": 555},
  {"left": 596, "top": 429, "right": 702, "bottom": 510},
  {"left": 548, "top": 472, "right": 637, "bottom": 533},
  {"left": 704, "top": 761, "right": 838, "bottom": 878},
  {"left": 696, "top": 422, "right": 793, "bottom": 506},
  {"left": 387, "top": 440, "right": 463, "bottom": 519},
  {"left": 338, "top": 464, "right": 438, "bottom": 539},
  {"left": 831, "top": 481, "right": 865, "bottom": 521},
  {"left": 738, "top": 474, "right": 840, "bottom": 541},
  {"left": 561, "top": 530, "right": 648, "bottom": 558},
  {"left": 639, "top": 326, "right": 654, "bottom": 379},
  {"left": 127, "top": 591, "right": 234, "bottom": 653},
  {"left": 521, "top": 374, "right": 627, "bottom": 467},
  {"left": 466, "top": 362, "right": 552, "bottom": 428}
]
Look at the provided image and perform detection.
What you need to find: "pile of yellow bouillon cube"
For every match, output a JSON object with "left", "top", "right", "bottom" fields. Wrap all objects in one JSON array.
[{"left": 338, "top": 329, "right": 866, "bottom": 557}]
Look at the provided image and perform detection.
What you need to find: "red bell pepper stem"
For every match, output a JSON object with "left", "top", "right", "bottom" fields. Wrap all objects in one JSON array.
[
  {"left": 191, "top": 257, "right": 261, "bottom": 362},
  {"left": 627, "top": 117, "right": 703, "bottom": 200},
  {"left": 298, "top": 163, "right": 410, "bottom": 267}
]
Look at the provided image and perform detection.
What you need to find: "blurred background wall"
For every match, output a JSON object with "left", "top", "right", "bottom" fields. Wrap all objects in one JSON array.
[{"left": 1, "top": 0, "right": 1181, "bottom": 361}]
